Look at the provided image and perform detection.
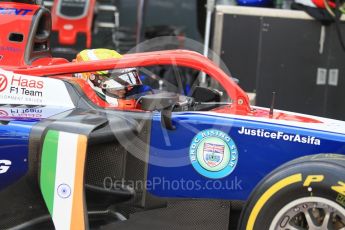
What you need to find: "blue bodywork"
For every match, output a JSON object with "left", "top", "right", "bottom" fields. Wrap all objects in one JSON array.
[
  {"left": 3, "top": 106, "right": 345, "bottom": 201},
  {"left": 0, "top": 119, "right": 37, "bottom": 190},
  {"left": 147, "top": 112, "right": 345, "bottom": 200},
  {"left": 0, "top": 106, "right": 72, "bottom": 190}
]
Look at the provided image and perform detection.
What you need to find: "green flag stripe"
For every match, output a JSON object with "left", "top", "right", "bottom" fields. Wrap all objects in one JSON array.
[{"left": 40, "top": 130, "right": 59, "bottom": 215}]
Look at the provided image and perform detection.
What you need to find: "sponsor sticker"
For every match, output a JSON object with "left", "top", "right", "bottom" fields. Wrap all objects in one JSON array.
[
  {"left": 0, "top": 46, "right": 22, "bottom": 53},
  {"left": 238, "top": 127, "right": 321, "bottom": 146},
  {"left": 189, "top": 129, "right": 238, "bottom": 179},
  {"left": 0, "top": 160, "right": 11, "bottom": 174},
  {"left": 0, "top": 8, "right": 33, "bottom": 16},
  {"left": 0, "top": 70, "right": 75, "bottom": 108},
  {"left": 0, "top": 107, "right": 72, "bottom": 120},
  {"left": 0, "top": 107, "right": 43, "bottom": 119},
  {"left": 0, "top": 73, "right": 44, "bottom": 103}
]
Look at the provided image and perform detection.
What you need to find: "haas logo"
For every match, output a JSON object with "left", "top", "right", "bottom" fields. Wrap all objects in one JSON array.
[
  {"left": 0, "top": 110, "right": 8, "bottom": 117},
  {"left": 0, "top": 74, "right": 8, "bottom": 92}
]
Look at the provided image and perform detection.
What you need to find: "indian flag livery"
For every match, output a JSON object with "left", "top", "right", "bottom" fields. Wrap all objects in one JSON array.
[{"left": 40, "top": 130, "right": 88, "bottom": 230}]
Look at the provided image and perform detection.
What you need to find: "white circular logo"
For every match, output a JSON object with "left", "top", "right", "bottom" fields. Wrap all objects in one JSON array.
[{"left": 189, "top": 129, "right": 238, "bottom": 179}]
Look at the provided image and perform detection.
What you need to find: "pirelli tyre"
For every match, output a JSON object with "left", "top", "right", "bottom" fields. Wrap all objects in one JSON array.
[{"left": 238, "top": 154, "right": 345, "bottom": 230}]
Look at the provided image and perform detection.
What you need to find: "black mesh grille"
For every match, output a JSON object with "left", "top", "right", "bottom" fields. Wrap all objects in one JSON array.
[{"left": 85, "top": 142, "right": 127, "bottom": 188}]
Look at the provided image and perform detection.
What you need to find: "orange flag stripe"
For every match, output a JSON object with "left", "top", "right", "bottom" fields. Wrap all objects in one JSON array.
[{"left": 70, "top": 135, "right": 88, "bottom": 230}]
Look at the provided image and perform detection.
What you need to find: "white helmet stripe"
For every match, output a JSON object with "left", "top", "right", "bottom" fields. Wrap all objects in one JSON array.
[
  {"left": 87, "top": 50, "right": 99, "bottom": 61},
  {"left": 103, "top": 79, "right": 124, "bottom": 89},
  {"left": 129, "top": 72, "right": 136, "bottom": 84}
]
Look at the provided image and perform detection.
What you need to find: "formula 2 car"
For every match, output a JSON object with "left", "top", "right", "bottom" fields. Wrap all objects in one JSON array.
[
  {"left": 45, "top": 0, "right": 119, "bottom": 60},
  {"left": 0, "top": 49, "right": 344, "bottom": 230},
  {"left": 0, "top": 2, "right": 345, "bottom": 230}
]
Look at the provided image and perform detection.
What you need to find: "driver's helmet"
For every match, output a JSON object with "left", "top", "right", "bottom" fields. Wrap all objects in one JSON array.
[{"left": 75, "top": 49, "right": 142, "bottom": 109}]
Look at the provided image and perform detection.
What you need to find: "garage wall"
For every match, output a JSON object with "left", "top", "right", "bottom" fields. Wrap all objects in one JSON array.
[{"left": 118, "top": 0, "right": 202, "bottom": 41}]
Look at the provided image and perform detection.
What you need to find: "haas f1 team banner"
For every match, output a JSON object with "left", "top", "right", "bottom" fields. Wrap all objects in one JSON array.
[{"left": 0, "top": 69, "right": 75, "bottom": 108}]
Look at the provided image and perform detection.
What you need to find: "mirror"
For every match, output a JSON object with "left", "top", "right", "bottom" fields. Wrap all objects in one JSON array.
[
  {"left": 191, "top": 86, "right": 221, "bottom": 103},
  {"left": 140, "top": 93, "right": 179, "bottom": 111},
  {"left": 139, "top": 93, "right": 179, "bottom": 130}
]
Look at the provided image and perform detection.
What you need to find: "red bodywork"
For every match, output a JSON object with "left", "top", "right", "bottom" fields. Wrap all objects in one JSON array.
[
  {"left": 0, "top": 3, "right": 40, "bottom": 66},
  {"left": 0, "top": 2, "right": 69, "bottom": 67},
  {"left": 312, "top": 0, "right": 336, "bottom": 8},
  {"left": 51, "top": 0, "right": 96, "bottom": 47}
]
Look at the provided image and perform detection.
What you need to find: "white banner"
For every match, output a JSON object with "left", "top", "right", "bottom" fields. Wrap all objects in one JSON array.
[{"left": 0, "top": 69, "right": 75, "bottom": 108}]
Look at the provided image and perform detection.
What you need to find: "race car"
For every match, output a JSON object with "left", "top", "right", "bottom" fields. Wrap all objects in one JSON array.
[
  {"left": 0, "top": 49, "right": 344, "bottom": 229},
  {"left": 47, "top": 0, "right": 119, "bottom": 60},
  {"left": 0, "top": 1, "right": 345, "bottom": 230}
]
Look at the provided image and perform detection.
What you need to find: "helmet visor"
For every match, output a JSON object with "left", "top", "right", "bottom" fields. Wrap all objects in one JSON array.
[{"left": 100, "top": 68, "right": 142, "bottom": 91}]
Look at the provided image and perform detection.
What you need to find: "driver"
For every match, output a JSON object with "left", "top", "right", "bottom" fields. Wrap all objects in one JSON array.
[{"left": 75, "top": 49, "right": 151, "bottom": 109}]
